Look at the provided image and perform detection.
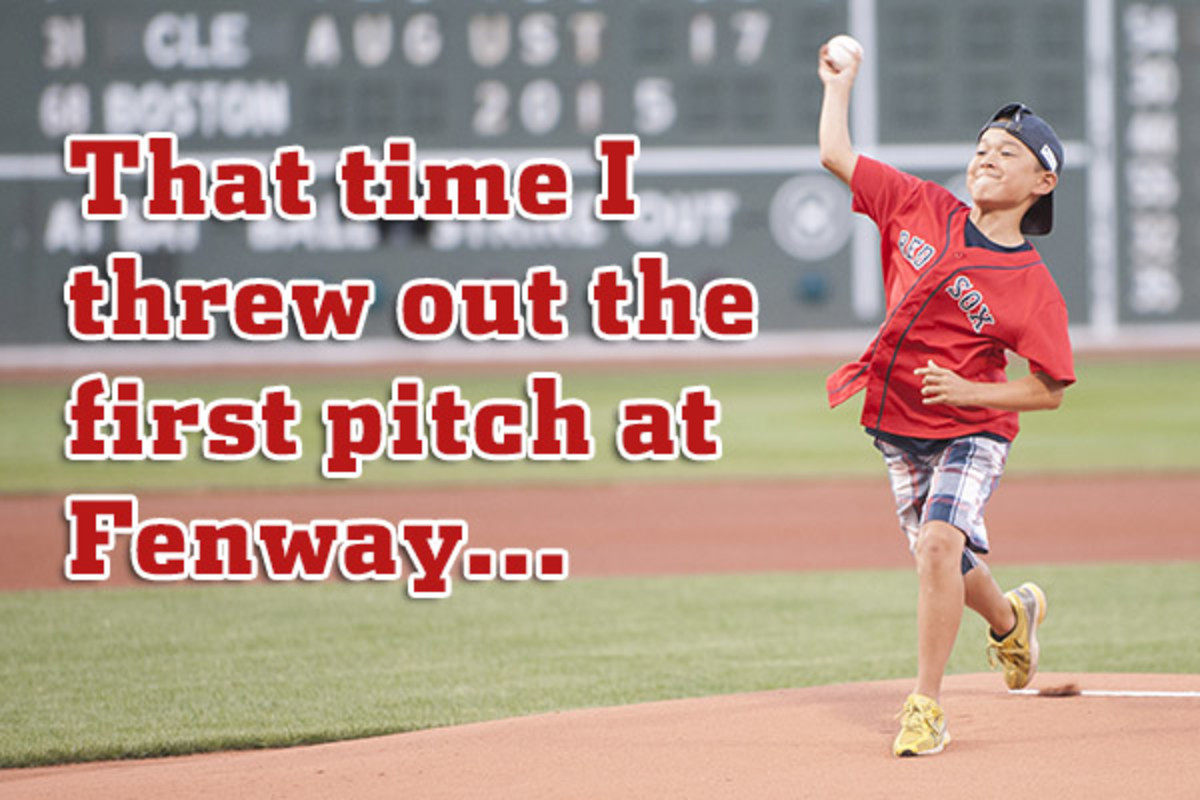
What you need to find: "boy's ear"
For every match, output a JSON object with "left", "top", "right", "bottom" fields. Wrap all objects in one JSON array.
[{"left": 1034, "top": 171, "right": 1058, "bottom": 197}]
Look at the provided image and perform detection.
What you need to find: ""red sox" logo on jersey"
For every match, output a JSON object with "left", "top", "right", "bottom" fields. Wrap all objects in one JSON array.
[
  {"left": 945, "top": 275, "right": 996, "bottom": 333},
  {"left": 897, "top": 230, "right": 936, "bottom": 270}
]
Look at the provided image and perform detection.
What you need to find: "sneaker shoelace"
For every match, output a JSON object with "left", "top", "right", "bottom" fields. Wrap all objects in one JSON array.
[
  {"left": 986, "top": 641, "right": 1029, "bottom": 671},
  {"left": 896, "top": 702, "right": 932, "bottom": 733}
]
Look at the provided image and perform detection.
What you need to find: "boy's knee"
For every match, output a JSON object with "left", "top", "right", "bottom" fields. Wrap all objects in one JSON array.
[{"left": 915, "top": 522, "right": 966, "bottom": 568}]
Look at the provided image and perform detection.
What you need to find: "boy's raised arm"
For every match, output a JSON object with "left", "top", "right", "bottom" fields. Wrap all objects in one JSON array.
[{"left": 817, "top": 41, "right": 862, "bottom": 186}]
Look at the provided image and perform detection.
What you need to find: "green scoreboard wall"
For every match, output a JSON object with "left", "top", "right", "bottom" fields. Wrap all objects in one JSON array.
[{"left": 2, "top": 1, "right": 1196, "bottom": 345}]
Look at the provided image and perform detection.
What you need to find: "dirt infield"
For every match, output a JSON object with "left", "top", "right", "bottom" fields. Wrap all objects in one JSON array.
[
  {"left": 4, "top": 672, "right": 1199, "bottom": 799},
  {"left": 4, "top": 473, "right": 1200, "bottom": 590},
  {"left": 3, "top": 474, "right": 1198, "bottom": 797}
]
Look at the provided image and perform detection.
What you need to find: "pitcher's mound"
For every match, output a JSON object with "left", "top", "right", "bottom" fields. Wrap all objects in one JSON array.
[{"left": 4, "top": 673, "right": 1199, "bottom": 799}]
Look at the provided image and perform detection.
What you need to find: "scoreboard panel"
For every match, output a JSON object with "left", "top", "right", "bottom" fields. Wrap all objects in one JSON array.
[
  {"left": 2, "top": 1, "right": 1197, "bottom": 347},
  {"left": 875, "top": 0, "right": 1087, "bottom": 143},
  {"left": 1116, "top": 2, "right": 1200, "bottom": 321},
  {"left": 11, "top": 2, "right": 846, "bottom": 151}
]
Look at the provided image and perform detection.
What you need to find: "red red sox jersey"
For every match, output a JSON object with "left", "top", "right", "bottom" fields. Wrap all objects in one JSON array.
[{"left": 827, "top": 156, "right": 1076, "bottom": 442}]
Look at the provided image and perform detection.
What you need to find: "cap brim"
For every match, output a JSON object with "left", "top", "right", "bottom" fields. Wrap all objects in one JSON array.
[{"left": 1021, "top": 192, "right": 1054, "bottom": 236}]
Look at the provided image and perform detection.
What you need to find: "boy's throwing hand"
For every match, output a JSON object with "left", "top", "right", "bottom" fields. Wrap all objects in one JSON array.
[{"left": 818, "top": 38, "right": 862, "bottom": 87}]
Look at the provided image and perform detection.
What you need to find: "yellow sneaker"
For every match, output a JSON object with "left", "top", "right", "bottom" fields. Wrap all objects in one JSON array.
[
  {"left": 893, "top": 693, "right": 951, "bottom": 757},
  {"left": 986, "top": 582, "right": 1047, "bottom": 690}
]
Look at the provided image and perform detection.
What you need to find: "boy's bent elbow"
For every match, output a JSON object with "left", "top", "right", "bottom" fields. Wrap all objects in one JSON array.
[
  {"left": 820, "top": 151, "right": 857, "bottom": 185},
  {"left": 818, "top": 151, "right": 841, "bottom": 172},
  {"left": 1035, "top": 375, "right": 1067, "bottom": 410}
]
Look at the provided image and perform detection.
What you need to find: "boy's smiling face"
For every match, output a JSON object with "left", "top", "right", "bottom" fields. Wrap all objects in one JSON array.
[{"left": 967, "top": 128, "right": 1057, "bottom": 213}]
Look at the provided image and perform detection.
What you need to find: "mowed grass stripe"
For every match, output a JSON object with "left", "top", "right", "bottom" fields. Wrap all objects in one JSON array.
[
  {"left": 3, "top": 357, "right": 1197, "bottom": 494},
  {"left": 2, "top": 562, "right": 1197, "bottom": 767}
]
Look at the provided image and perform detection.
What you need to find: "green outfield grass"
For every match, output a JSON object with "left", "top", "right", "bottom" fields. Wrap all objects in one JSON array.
[
  {"left": 2, "top": 356, "right": 1197, "bottom": 768},
  {"left": 1, "top": 561, "right": 1197, "bottom": 768},
  {"left": 2, "top": 356, "right": 1197, "bottom": 494}
]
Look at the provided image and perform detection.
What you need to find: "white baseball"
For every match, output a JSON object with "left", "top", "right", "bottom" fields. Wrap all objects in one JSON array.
[{"left": 825, "top": 34, "right": 863, "bottom": 71}]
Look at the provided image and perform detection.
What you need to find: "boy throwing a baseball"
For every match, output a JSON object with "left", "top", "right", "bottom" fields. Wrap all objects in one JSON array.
[{"left": 816, "top": 38, "right": 1075, "bottom": 756}]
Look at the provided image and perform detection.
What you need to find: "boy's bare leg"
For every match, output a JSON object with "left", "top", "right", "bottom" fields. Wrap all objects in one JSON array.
[
  {"left": 913, "top": 521, "right": 967, "bottom": 700},
  {"left": 964, "top": 557, "right": 1018, "bottom": 636}
]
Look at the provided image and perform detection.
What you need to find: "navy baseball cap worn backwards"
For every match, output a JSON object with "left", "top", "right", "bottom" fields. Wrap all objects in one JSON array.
[{"left": 979, "top": 102, "right": 1064, "bottom": 236}]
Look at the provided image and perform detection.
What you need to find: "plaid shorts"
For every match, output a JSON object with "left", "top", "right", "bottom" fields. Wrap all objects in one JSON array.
[{"left": 873, "top": 434, "right": 1010, "bottom": 573}]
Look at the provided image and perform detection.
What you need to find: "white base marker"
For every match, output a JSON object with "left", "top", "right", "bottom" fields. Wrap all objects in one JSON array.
[{"left": 1010, "top": 689, "right": 1200, "bottom": 698}]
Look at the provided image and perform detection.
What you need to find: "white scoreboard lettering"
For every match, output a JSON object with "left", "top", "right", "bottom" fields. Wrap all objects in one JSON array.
[
  {"left": 20, "top": 4, "right": 811, "bottom": 147},
  {"left": 143, "top": 13, "right": 251, "bottom": 70}
]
